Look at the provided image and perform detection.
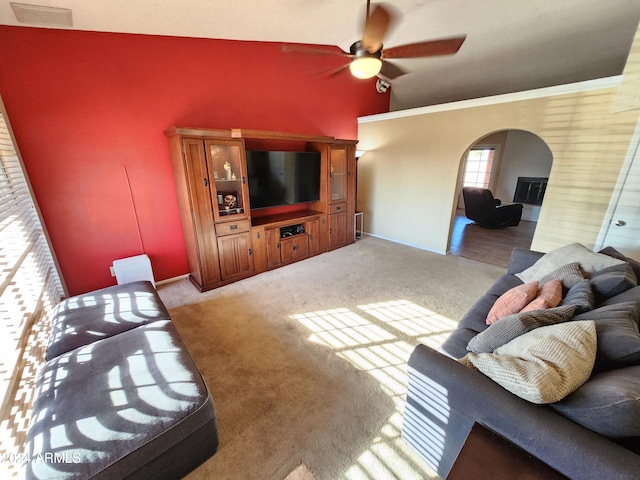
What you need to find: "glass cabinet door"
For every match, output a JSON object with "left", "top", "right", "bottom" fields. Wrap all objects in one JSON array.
[
  {"left": 205, "top": 140, "right": 248, "bottom": 221},
  {"left": 330, "top": 147, "right": 347, "bottom": 202}
]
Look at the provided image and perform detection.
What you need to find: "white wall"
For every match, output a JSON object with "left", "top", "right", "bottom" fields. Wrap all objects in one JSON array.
[{"left": 495, "top": 130, "right": 553, "bottom": 222}]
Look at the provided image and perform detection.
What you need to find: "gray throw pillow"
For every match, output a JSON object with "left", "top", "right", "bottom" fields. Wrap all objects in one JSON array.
[
  {"left": 467, "top": 305, "right": 576, "bottom": 354},
  {"left": 599, "top": 246, "right": 640, "bottom": 281},
  {"left": 560, "top": 279, "right": 595, "bottom": 314},
  {"left": 589, "top": 263, "right": 638, "bottom": 303},
  {"left": 573, "top": 301, "right": 640, "bottom": 372}
]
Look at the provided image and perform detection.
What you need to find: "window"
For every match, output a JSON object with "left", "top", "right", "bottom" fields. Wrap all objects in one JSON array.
[
  {"left": 463, "top": 147, "right": 496, "bottom": 189},
  {"left": 0, "top": 98, "right": 64, "bottom": 473}
]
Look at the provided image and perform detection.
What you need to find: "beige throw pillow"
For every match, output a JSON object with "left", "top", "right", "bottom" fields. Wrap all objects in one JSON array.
[
  {"left": 516, "top": 243, "right": 623, "bottom": 283},
  {"left": 461, "top": 321, "right": 596, "bottom": 404}
]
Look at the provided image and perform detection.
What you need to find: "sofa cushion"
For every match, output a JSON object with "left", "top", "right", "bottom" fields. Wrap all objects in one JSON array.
[
  {"left": 589, "top": 263, "right": 638, "bottom": 304},
  {"left": 438, "top": 327, "right": 479, "bottom": 359},
  {"left": 573, "top": 302, "right": 640, "bottom": 372},
  {"left": 551, "top": 366, "right": 640, "bottom": 438},
  {"left": 485, "top": 281, "right": 538, "bottom": 325},
  {"left": 560, "top": 279, "right": 595, "bottom": 314},
  {"left": 467, "top": 305, "right": 576, "bottom": 354},
  {"left": 46, "top": 281, "right": 171, "bottom": 360},
  {"left": 25, "top": 320, "right": 218, "bottom": 479},
  {"left": 521, "top": 280, "right": 563, "bottom": 313},
  {"left": 516, "top": 243, "right": 624, "bottom": 283},
  {"left": 461, "top": 321, "right": 596, "bottom": 404}
]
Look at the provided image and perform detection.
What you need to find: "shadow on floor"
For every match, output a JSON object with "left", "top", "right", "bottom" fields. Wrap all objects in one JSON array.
[{"left": 450, "top": 210, "right": 536, "bottom": 268}]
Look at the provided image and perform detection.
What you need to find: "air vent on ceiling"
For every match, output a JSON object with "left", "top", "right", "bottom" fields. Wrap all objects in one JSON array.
[{"left": 11, "top": 2, "right": 73, "bottom": 27}]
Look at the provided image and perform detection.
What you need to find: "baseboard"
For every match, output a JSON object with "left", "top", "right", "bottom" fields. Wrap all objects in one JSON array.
[{"left": 156, "top": 273, "right": 190, "bottom": 286}]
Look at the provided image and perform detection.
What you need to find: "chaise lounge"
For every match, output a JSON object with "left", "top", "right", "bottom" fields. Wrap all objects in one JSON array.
[{"left": 23, "top": 281, "right": 218, "bottom": 480}]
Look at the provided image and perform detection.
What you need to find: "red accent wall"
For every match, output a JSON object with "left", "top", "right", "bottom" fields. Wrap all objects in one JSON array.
[{"left": 0, "top": 26, "right": 389, "bottom": 295}]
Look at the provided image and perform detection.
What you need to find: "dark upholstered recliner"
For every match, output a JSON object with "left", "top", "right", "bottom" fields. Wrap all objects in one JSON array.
[{"left": 462, "top": 187, "right": 523, "bottom": 228}]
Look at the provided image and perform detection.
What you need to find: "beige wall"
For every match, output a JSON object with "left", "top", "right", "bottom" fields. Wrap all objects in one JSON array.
[{"left": 357, "top": 81, "right": 640, "bottom": 254}]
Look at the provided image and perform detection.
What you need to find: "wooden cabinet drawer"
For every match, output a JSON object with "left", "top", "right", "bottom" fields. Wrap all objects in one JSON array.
[
  {"left": 280, "top": 235, "right": 310, "bottom": 263},
  {"left": 215, "top": 219, "right": 251, "bottom": 236},
  {"left": 329, "top": 203, "right": 347, "bottom": 214}
]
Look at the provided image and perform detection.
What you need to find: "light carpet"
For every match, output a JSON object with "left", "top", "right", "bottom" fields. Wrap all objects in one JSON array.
[{"left": 157, "top": 236, "right": 504, "bottom": 480}]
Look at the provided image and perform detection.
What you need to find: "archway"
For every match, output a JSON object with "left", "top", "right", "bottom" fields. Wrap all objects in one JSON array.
[{"left": 449, "top": 129, "right": 553, "bottom": 267}]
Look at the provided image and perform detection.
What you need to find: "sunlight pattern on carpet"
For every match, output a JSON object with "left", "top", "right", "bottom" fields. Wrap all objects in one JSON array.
[{"left": 291, "top": 299, "right": 457, "bottom": 480}]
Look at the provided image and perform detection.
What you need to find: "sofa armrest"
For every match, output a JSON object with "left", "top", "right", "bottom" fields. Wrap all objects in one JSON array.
[
  {"left": 507, "top": 248, "right": 544, "bottom": 275},
  {"left": 402, "top": 344, "right": 640, "bottom": 480}
]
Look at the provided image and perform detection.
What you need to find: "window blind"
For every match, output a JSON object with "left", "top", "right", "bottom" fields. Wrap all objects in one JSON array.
[{"left": 0, "top": 98, "right": 65, "bottom": 468}]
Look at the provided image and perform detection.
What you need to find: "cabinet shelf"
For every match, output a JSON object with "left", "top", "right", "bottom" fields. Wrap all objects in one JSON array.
[
  {"left": 217, "top": 208, "right": 244, "bottom": 216},
  {"left": 251, "top": 209, "right": 325, "bottom": 228}
]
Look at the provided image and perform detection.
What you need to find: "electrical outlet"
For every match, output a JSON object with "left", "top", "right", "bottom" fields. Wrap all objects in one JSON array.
[{"left": 109, "top": 266, "right": 115, "bottom": 277}]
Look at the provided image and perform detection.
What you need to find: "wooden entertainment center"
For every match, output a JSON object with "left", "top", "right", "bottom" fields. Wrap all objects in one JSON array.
[{"left": 165, "top": 127, "right": 358, "bottom": 292}]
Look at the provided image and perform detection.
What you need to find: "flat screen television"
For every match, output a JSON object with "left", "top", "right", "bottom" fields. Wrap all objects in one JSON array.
[{"left": 245, "top": 150, "right": 321, "bottom": 209}]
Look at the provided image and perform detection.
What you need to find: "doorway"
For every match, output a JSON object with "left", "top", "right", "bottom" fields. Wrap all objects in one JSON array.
[{"left": 450, "top": 129, "right": 553, "bottom": 267}]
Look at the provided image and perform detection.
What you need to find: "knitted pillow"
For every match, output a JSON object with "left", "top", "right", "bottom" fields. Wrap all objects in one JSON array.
[
  {"left": 486, "top": 281, "right": 538, "bottom": 325},
  {"left": 461, "top": 321, "right": 596, "bottom": 404},
  {"left": 468, "top": 305, "right": 576, "bottom": 354},
  {"left": 538, "top": 262, "right": 584, "bottom": 290}
]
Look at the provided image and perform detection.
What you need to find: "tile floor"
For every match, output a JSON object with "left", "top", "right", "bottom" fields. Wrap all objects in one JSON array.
[{"left": 449, "top": 210, "right": 536, "bottom": 268}]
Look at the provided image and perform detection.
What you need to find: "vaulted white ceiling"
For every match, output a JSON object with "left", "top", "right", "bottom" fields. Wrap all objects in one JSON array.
[{"left": 1, "top": 0, "right": 639, "bottom": 111}]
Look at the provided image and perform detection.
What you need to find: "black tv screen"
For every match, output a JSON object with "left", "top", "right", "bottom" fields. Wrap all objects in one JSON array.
[{"left": 246, "top": 150, "right": 321, "bottom": 209}]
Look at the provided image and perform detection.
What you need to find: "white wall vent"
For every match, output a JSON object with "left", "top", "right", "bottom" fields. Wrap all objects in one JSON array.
[
  {"left": 112, "top": 254, "right": 155, "bottom": 287},
  {"left": 11, "top": 3, "right": 73, "bottom": 27}
]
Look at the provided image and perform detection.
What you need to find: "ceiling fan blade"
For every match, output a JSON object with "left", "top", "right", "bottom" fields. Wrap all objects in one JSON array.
[
  {"left": 362, "top": 4, "right": 393, "bottom": 53},
  {"left": 382, "top": 36, "right": 466, "bottom": 59},
  {"left": 281, "top": 44, "right": 350, "bottom": 57},
  {"left": 379, "top": 60, "right": 407, "bottom": 80}
]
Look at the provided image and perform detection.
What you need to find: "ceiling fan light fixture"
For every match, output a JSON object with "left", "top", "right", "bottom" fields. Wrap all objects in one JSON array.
[{"left": 349, "top": 56, "right": 382, "bottom": 79}]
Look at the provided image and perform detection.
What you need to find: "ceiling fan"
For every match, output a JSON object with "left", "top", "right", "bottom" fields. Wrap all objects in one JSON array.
[{"left": 286, "top": 0, "right": 466, "bottom": 80}]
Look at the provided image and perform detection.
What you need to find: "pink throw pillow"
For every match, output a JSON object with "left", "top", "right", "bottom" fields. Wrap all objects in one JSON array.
[
  {"left": 486, "top": 281, "right": 538, "bottom": 325},
  {"left": 520, "top": 279, "right": 563, "bottom": 313}
]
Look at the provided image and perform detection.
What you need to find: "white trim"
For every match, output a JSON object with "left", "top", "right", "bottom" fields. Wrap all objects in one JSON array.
[
  {"left": 595, "top": 116, "right": 640, "bottom": 251},
  {"left": 156, "top": 273, "right": 190, "bottom": 286},
  {"left": 358, "top": 76, "right": 623, "bottom": 124}
]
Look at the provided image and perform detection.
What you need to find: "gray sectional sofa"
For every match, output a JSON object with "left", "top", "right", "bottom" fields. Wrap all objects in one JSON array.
[
  {"left": 23, "top": 281, "right": 218, "bottom": 479},
  {"left": 402, "top": 245, "right": 640, "bottom": 479}
]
